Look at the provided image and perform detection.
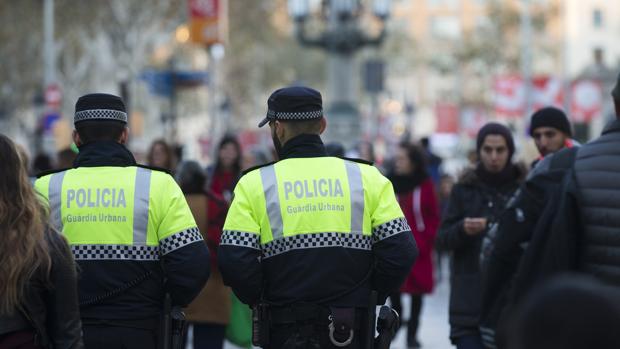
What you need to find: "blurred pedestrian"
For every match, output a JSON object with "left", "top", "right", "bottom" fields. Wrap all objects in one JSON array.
[
  {"left": 56, "top": 147, "right": 78, "bottom": 169},
  {"left": 529, "top": 106, "right": 575, "bottom": 168},
  {"left": 147, "top": 138, "right": 176, "bottom": 173},
  {"left": 206, "top": 135, "right": 242, "bottom": 246},
  {"left": 176, "top": 161, "right": 231, "bottom": 349},
  {"left": 0, "top": 134, "right": 83, "bottom": 349},
  {"left": 388, "top": 142, "right": 440, "bottom": 349},
  {"left": 508, "top": 275, "right": 620, "bottom": 349},
  {"left": 420, "top": 137, "right": 443, "bottom": 185},
  {"left": 32, "top": 153, "right": 53, "bottom": 174},
  {"left": 325, "top": 141, "right": 346, "bottom": 157},
  {"left": 438, "top": 174, "right": 455, "bottom": 217},
  {"left": 437, "top": 123, "right": 524, "bottom": 349}
]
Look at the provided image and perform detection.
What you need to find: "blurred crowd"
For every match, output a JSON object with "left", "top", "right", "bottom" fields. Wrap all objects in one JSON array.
[{"left": 5, "top": 90, "right": 620, "bottom": 349}]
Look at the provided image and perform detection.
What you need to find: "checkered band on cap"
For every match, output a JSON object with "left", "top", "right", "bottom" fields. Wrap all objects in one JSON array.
[
  {"left": 159, "top": 227, "right": 203, "bottom": 255},
  {"left": 221, "top": 230, "right": 261, "bottom": 250},
  {"left": 266, "top": 109, "right": 323, "bottom": 121},
  {"left": 372, "top": 217, "right": 411, "bottom": 243},
  {"left": 71, "top": 244, "right": 160, "bottom": 261},
  {"left": 262, "top": 232, "right": 372, "bottom": 259},
  {"left": 74, "top": 109, "right": 128, "bottom": 123}
]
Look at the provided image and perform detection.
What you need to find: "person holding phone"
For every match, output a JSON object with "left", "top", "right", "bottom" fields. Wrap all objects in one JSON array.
[{"left": 437, "top": 123, "right": 524, "bottom": 349}]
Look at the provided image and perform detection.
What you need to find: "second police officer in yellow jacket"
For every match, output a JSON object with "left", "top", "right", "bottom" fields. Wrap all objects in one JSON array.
[
  {"left": 35, "top": 94, "right": 210, "bottom": 349},
  {"left": 218, "top": 86, "right": 418, "bottom": 348}
]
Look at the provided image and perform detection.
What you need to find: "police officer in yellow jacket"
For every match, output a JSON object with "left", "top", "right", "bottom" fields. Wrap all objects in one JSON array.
[
  {"left": 218, "top": 86, "right": 418, "bottom": 348},
  {"left": 35, "top": 94, "right": 210, "bottom": 349}
]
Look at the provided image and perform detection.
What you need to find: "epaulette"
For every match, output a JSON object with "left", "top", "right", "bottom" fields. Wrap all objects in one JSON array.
[
  {"left": 137, "top": 164, "right": 171, "bottom": 175},
  {"left": 340, "top": 157, "right": 374, "bottom": 166},
  {"left": 242, "top": 161, "right": 277, "bottom": 176},
  {"left": 36, "top": 167, "right": 72, "bottom": 178}
]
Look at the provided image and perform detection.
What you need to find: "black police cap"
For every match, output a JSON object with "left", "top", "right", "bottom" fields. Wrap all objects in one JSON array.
[
  {"left": 258, "top": 86, "right": 323, "bottom": 128},
  {"left": 74, "top": 93, "right": 127, "bottom": 125}
]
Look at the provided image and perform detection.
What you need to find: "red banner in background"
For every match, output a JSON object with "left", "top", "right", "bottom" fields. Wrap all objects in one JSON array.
[
  {"left": 494, "top": 75, "right": 564, "bottom": 117},
  {"left": 571, "top": 79, "right": 603, "bottom": 123},
  {"left": 435, "top": 102, "right": 459, "bottom": 134},
  {"left": 189, "top": 0, "right": 225, "bottom": 46}
]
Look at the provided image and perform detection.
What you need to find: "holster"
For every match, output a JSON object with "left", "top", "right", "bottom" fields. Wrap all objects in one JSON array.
[{"left": 328, "top": 307, "right": 356, "bottom": 347}]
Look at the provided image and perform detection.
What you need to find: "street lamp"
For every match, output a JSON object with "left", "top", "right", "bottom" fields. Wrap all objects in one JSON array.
[{"left": 288, "top": 0, "right": 391, "bottom": 146}]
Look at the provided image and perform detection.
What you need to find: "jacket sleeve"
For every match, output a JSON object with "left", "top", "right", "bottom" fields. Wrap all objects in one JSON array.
[
  {"left": 45, "top": 232, "right": 84, "bottom": 349},
  {"left": 158, "top": 176, "right": 211, "bottom": 307},
  {"left": 218, "top": 180, "right": 263, "bottom": 306},
  {"left": 436, "top": 185, "right": 470, "bottom": 251},
  {"left": 420, "top": 179, "right": 441, "bottom": 250},
  {"left": 370, "top": 175, "right": 418, "bottom": 303}
]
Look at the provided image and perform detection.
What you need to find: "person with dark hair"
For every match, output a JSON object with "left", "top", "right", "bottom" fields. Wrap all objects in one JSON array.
[
  {"left": 529, "top": 106, "right": 575, "bottom": 168},
  {"left": 33, "top": 153, "right": 53, "bottom": 174},
  {"left": 420, "top": 137, "right": 443, "bottom": 185},
  {"left": 437, "top": 123, "right": 524, "bottom": 349},
  {"left": 508, "top": 275, "right": 620, "bottom": 349},
  {"left": 34, "top": 93, "right": 210, "bottom": 349},
  {"left": 325, "top": 141, "right": 346, "bottom": 157},
  {"left": 175, "top": 161, "right": 231, "bottom": 349},
  {"left": 0, "top": 134, "right": 83, "bottom": 349},
  {"left": 218, "top": 86, "right": 418, "bottom": 348},
  {"left": 147, "top": 139, "right": 176, "bottom": 173},
  {"left": 56, "top": 147, "right": 78, "bottom": 169},
  {"left": 388, "top": 142, "right": 440, "bottom": 349}
]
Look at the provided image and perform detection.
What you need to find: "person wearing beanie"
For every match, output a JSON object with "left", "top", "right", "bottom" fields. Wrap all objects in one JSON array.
[
  {"left": 34, "top": 93, "right": 211, "bottom": 349},
  {"left": 437, "top": 122, "right": 524, "bottom": 349},
  {"left": 529, "top": 106, "right": 575, "bottom": 166}
]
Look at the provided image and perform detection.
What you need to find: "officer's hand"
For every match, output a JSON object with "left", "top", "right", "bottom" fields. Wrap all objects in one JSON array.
[{"left": 463, "top": 217, "right": 487, "bottom": 236}]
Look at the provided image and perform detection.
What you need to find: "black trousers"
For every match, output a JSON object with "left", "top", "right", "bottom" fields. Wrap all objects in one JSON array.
[
  {"left": 83, "top": 325, "right": 157, "bottom": 349},
  {"left": 389, "top": 292, "right": 423, "bottom": 345}
]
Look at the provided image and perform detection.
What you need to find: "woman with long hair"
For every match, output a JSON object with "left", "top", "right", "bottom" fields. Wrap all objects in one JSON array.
[
  {"left": 147, "top": 139, "right": 176, "bottom": 173},
  {"left": 388, "top": 142, "right": 441, "bottom": 349},
  {"left": 0, "top": 134, "right": 83, "bottom": 348},
  {"left": 198, "top": 135, "right": 243, "bottom": 348}
]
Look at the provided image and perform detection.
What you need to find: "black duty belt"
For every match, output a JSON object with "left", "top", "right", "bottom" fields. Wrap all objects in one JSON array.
[
  {"left": 270, "top": 305, "right": 362, "bottom": 329},
  {"left": 82, "top": 317, "right": 159, "bottom": 330}
]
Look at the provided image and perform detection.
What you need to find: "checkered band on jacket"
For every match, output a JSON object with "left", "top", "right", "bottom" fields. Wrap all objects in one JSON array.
[
  {"left": 372, "top": 217, "right": 410, "bottom": 243},
  {"left": 71, "top": 244, "right": 160, "bottom": 261},
  {"left": 261, "top": 232, "right": 372, "bottom": 259},
  {"left": 221, "top": 230, "right": 260, "bottom": 250},
  {"left": 160, "top": 227, "right": 203, "bottom": 255}
]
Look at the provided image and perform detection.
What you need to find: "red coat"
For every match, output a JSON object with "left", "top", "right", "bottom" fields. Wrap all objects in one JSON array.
[{"left": 397, "top": 179, "right": 440, "bottom": 294}]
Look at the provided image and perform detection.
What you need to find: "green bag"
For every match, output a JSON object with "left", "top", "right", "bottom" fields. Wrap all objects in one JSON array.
[{"left": 225, "top": 294, "right": 253, "bottom": 348}]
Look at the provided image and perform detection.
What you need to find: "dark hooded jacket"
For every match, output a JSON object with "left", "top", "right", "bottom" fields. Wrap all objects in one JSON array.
[{"left": 437, "top": 164, "right": 523, "bottom": 341}]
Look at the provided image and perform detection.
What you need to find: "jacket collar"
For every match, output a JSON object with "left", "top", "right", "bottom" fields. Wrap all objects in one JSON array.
[
  {"left": 602, "top": 119, "right": 620, "bottom": 135},
  {"left": 279, "top": 134, "right": 328, "bottom": 160},
  {"left": 74, "top": 141, "right": 137, "bottom": 167}
]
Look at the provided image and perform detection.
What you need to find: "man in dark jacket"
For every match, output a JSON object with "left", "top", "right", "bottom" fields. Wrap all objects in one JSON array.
[
  {"left": 437, "top": 123, "right": 523, "bottom": 349},
  {"left": 541, "top": 73, "right": 620, "bottom": 288}
]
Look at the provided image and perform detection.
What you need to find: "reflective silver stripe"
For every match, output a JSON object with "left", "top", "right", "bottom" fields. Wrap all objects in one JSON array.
[
  {"left": 260, "top": 165, "right": 284, "bottom": 240},
  {"left": 132, "top": 167, "right": 152, "bottom": 245},
  {"left": 48, "top": 171, "right": 67, "bottom": 231},
  {"left": 345, "top": 161, "right": 364, "bottom": 234}
]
